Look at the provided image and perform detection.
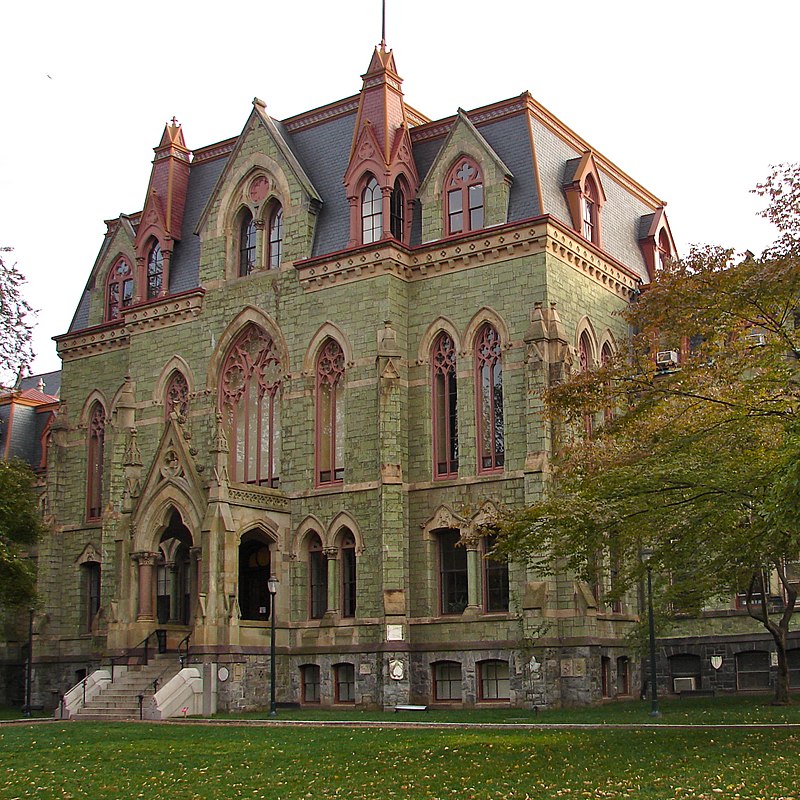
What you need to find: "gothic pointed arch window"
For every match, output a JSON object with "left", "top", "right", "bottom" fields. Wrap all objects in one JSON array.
[
  {"left": 165, "top": 371, "right": 189, "bottom": 420},
  {"left": 106, "top": 258, "right": 134, "bottom": 321},
  {"left": 340, "top": 529, "right": 357, "bottom": 618},
  {"left": 308, "top": 533, "right": 327, "bottom": 619},
  {"left": 475, "top": 323, "right": 504, "bottom": 472},
  {"left": 390, "top": 178, "right": 405, "bottom": 241},
  {"left": 239, "top": 209, "right": 257, "bottom": 276},
  {"left": 361, "top": 176, "right": 383, "bottom": 244},
  {"left": 432, "top": 332, "right": 458, "bottom": 478},
  {"left": 657, "top": 228, "right": 672, "bottom": 271},
  {"left": 87, "top": 402, "right": 105, "bottom": 520},
  {"left": 446, "top": 157, "right": 483, "bottom": 235},
  {"left": 146, "top": 240, "right": 164, "bottom": 299},
  {"left": 316, "top": 339, "right": 345, "bottom": 485},
  {"left": 219, "top": 324, "right": 282, "bottom": 486},
  {"left": 268, "top": 204, "right": 283, "bottom": 269},
  {"left": 238, "top": 531, "right": 272, "bottom": 621},
  {"left": 579, "top": 331, "right": 595, "bottom": 436}
]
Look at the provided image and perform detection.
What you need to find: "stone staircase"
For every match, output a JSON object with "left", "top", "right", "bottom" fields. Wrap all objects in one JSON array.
[{"left": 73, "top": 654, "right": 182, "bottom": 720}]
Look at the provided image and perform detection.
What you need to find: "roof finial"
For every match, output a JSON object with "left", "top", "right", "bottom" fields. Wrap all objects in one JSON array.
[{"left": 381, "top": 0, "right": 386, "bottom": 48}]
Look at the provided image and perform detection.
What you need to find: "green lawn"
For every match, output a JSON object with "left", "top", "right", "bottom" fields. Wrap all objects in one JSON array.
[
  {"left": 211, "top": 694, "right": 800, "bottom": 725},
  {"left": 1, "top": 698, "right": 800, "bottom": 800}
]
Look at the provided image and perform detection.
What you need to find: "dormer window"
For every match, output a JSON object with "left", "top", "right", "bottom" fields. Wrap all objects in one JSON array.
[
  {"left": 564, "top": 153, "right": 606, "bottom": 248},
  {"left": 657, "top": 228, "right": 671, "bottom": 271},
  {"left": 147, "top": 241, "right": 163, "bottom": 299},
  {"left": 239, "top": 210, "right": 257, "bottom": 276},
  {"left": 106, "top": 258, "right": 133, "bottom": 321},
  {"left": 446, "top": 158, "right": 483, "bottom": 235},
  {"left": 362, "top": 177, "right": 383, "bottom": 244}
]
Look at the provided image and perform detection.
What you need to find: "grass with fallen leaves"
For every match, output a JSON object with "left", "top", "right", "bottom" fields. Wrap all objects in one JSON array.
[{"left": 1, "top": 718, "right": 799, "bottom": 799}]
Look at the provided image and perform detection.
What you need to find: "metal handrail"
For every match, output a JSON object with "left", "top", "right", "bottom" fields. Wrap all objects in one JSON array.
[
  {"left": 177, "top": 631, "right": 192, "bottom": 669},
  {"left": 108, "top": 629, "right": 158, "bottom": 682}
]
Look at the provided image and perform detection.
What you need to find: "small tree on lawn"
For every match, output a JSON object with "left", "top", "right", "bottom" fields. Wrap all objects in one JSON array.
[
  {"left": 493, "top": 165, "right": 800, "bottom": 704},
  {"left": 0, "top": 248, "right": 35, "bottom": 389}
]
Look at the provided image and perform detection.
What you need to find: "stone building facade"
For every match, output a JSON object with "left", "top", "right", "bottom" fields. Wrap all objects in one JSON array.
[{"left": 27, "top": 43, "right": 682, "bottom": 710}]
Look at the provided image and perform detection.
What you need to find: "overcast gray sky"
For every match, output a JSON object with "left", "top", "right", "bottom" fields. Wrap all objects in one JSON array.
[{"left": 1, "top": 0, "right": 796, "bottom": 376}]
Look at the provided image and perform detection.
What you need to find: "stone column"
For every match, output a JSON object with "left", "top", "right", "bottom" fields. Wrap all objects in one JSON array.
[
  {"left": 466, "top": 545, "right": 481, "bottom": 611},
  {"left": 324, "top": 548, "right": 339, "bottom": 615},
  {"left": 133, "top": 552, "right": 156, "bottom": 622}
]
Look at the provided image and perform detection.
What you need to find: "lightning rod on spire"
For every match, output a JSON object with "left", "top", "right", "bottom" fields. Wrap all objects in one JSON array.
[{"left": 381, "top": 0, "right": 386, "bottom": 47}]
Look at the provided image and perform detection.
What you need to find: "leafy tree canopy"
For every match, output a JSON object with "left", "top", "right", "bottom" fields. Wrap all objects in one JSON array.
[
  {"left": 493, "top": 164, "right": 800, "bottom": 702},
  {"left": 0, "top": 249, "right": 35, "bottom": 388},
  {"left": 0, "top": 459, "right": 43, "bottom": 609}
]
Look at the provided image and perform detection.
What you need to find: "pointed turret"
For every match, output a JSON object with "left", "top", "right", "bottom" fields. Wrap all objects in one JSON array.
[{"left": 344, "top": 44, "right": 419, "bottom": 246}]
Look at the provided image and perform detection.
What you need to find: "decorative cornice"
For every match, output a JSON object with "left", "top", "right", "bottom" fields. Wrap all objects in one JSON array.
[
  {"left": 55, "top": 323, "right": 130, "bottom": 362},
  {"left": 55, "top": 290, "right": 205, "bottom": 361},
  {"left": 192, "top": 138, "right": 237, "bottom": 164},
  {"left": 283, "top": 97, "right": 360, "bottom": 133},
  {"left": 411, "top": 96, "right": 526, "bottom": 143},
  {"left": 227, "top": 485, "right": 290, "bottom": 512},
  {"left": 294, "top": 216, "right": 639, "bottom": 299},
  {"left": 122, "top": 289, "right": 205, "bottom": 333}
]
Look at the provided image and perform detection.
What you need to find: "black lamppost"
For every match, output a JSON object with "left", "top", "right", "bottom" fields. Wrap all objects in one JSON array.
[
  {"left": 641, "top": 549, "right": 660, "bottom": 718},
  {"left": 267, "top": 574, "right": 279, "bottom": 717}
]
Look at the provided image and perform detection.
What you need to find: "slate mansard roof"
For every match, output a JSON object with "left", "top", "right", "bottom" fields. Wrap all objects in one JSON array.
[{"left": 67, "top": 54, "right": 670, "bottom": 336}]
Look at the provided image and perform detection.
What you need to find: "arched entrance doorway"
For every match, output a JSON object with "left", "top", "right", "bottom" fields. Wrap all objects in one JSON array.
[
  {"left": 239, "top": 530, "right": 273, "bottom": 621},
  {"left": 156, "top": 510, "right": 193, "bottom": 625}
]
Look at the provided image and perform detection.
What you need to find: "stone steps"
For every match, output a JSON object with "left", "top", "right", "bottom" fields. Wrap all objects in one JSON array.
[{"left": 74, "top": 655, "right": 182, "bottom": 720}]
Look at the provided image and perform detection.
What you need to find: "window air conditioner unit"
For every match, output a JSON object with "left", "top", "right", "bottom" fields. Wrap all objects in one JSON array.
[
  {"left": 673, "top": 676, "right": 696, "bottom": 693},
  {"left": 745, "top": 332, "right": 766, "bottom": 346},
  {"left": 656, "top": 350, "right": 679, "bottom": 367}
]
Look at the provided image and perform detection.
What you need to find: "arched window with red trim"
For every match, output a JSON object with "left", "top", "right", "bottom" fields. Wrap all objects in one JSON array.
[
  {"left": 432, "top": 332, "right": 458, "bottom": 478},
  {"left": 106, "top": 258, "right": 133, "bottom": 321},
  {"left": 579, "top": 331, "right": 595, "bottom": 436},
  {"left": 582, "top": 176, "right": 599, "bottom": 243},
  {"left": 475, "top": 323, "right": 504, "bottom": 472},
  {"left": 239, "top": 209, "right": 257, "bottom": 276},
  {"left": 219, "top": 324, "right": 282, "bottom": 486},
  {"left": 268, "top": 204, "right": 283, "bottom": 269},
  {"left": 390, "top": 179, "right": 405, "bottom": 241},
  {"left": 361, "top": 176, "right": 382, "bottom": 244},
  {"left": 316, "top": 339, "right": 345, "bottom": 485},
  {"left": 147, "top": 240, "right": 164, "bottom": 298},
  {"left": 446, "top": 158, "right": 483, "bottom": 235},
  {"left": 308, "top": 533, "right": 327, "bottom": 619},
  {"left": 657, "top": 228, "right": 672, "bottom": 271},
  {"left": 340, "top": 529, "right": 357, "bottom": 618},
  {"left": 87, "top": 402, "right": 105, "bottom": 520}
]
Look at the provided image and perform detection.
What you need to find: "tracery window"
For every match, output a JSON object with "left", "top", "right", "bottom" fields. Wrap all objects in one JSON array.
[
  {"left": 239, "top": 210, "right": 257, "bottom": 276},
  {"left": 147, "top": 241, "right": 164, "bottom": 299},
  {"left": 446, "top": 158, "right": 483, "bottom": 235},
  {"left": 340, "top": 530, "right": 357, "bottom": 618},
  {"left": 475, "top": 324, "right": 504, "bottom": 472},
  {"left": 361, "top": 176, "right": 383, "bottom": 244},
  {"left": 87, "top": 402, "right": 105, "bottom": 520},
  {"left": 390, "top": 179, "right": 405, "bottom": 241},
  {"left": 106, "top": 258, "right": 133, "bottom": 321},
  {"left": 432, "top": 332, "right": 458, "bottom": 478},
  {"left": 165, "top": 371, "right": 189, "bottom": 419},
  {"left": 268, "top": 205, "right": 283, "bottom": 269},
  {"left": 316, "top": 339, "right": 345, "bottom": 485},
  {"left": 219, "top": 324, "right": 281, "bottom": 486},
  {"left": 438, "top": 529, "right": 467, "bottom": 615},
  {"left": 308, "top": 534, "right": 327, "bottom": 619}
]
